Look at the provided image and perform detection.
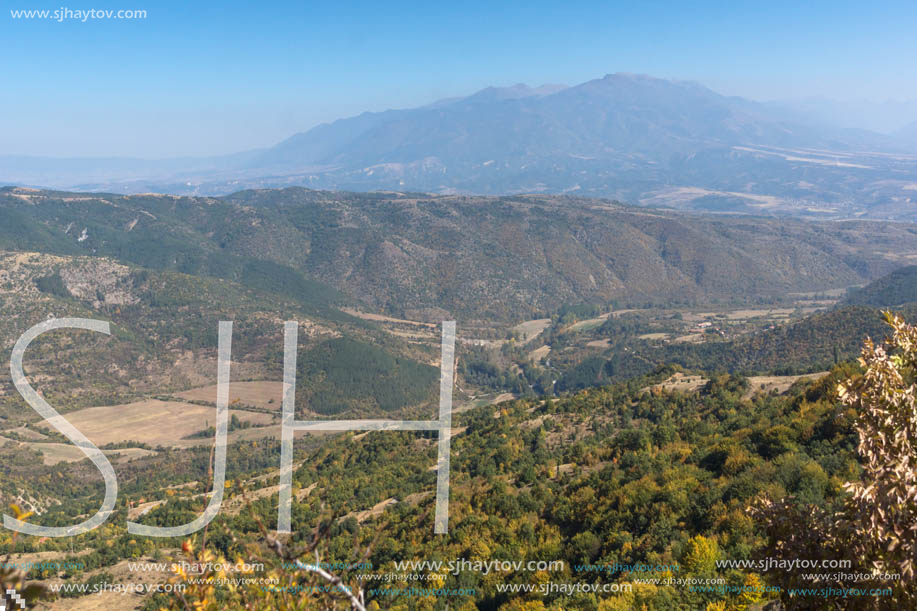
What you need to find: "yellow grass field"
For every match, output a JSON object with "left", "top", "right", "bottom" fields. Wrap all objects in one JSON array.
[
  {"left": 566, "top": 312, "right": 611, "bottom": 332},
  {"left": 340, "top": 307, "right": 435, "bottom": 327},
  {"left": 646, "top": 372, "right": 830, "bottom": 398},
  {"left": 0, "top": 439, "right": 159, "bottom": 466},
  {"left": 176, "top": 381, "right": 284, "bottom": 410},
  {"left": 30, "top": 444, "right": 157, "bottom": 466},
  {"left": 744, "top": 372, "right": 829, "bottom": 398},
  {"left": 649, "top": 373, "right": 708, "bottom": 393},
  {"left": 528, "top": 345, "right": 551, "bottom": 362},
  {"left": 512, "top": 318, "right": 551, "bottom": 341},
  {"left": 35, "top": 399, "right": 274, "bottom": 448}
]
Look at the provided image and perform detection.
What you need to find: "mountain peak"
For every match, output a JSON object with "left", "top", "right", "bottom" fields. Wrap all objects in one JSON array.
[
  {"left": 603, "top": 72, "right": 656, "bottom": 80},
  {"left": 5, "top": 73, "right": 915, "bottom": 222},
  {"left": 462, "top": 82, "right": 567, "bottom": 103}
]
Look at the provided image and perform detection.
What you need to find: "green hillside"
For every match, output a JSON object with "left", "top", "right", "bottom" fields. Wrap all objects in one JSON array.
[
  {"left": 297, "top": 337, "right": 438, "bottom": 416},
  {"left": 843, "top": 264, "right": 917, "bottom": 307},
  {"left": 660, "top": 305, "right": 915, "bottom": 375},
  {"left": 3, "top": 187, "right": 917, "bottom": 322},
  {"left": 0, "top": 252, "right": 434, "bottom": 423},
  {"left": 140, "top": 364, "right": 863, "bottom": 610},
  {"left": 1, "top": 358, "right": 866, "bottom": 610},
  {"left": 549, "top": 305, "right": 917, "bottom": 394}
]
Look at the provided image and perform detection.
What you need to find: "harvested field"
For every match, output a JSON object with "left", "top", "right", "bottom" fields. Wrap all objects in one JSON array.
[
  {"left": 341, "top": 497, "right": 398, "bottom": 524},
  {"left": 744, "top": 372, "right": 829, "bottom": 398},
  {"left": 649, "top": 373, "right": 708, "bottom": 394},
  {"left": 128, "top": 499, "right": 165, "bottom": 520},
  {"left": 223, "top": 481, "right": 317, "bottom": 516},
  {"left": 6, "top": 426, "right": 48, "bottom": 440},
  {"left": 28, "top": 444, "right": 157, "bottom": 466},
  {"left": 529, "top": 345, "right": 551, "bottom": 362},
  {"left": 672, "top": 333, "right": 705, "bottom": 344},
  {"left": 46, "top": 554, "right": 175, "bottom": 610},
  {"left": 176, "top": 381, "right": 284, "bottom": 410},
  {"left": 36, "top": 399, "right": 274, "bottom": 448},
  {"left": 512, "top": 318, "right": 551, "bottom": 341},
  {"left": 566, "top": 313, "right": 610, "bottom": 332},
  {"left": 340, "top": 308, "right": 435, "bottom": 327}
]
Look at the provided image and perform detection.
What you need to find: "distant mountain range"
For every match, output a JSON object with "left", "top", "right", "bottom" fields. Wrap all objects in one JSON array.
[
  {"left": 895, "top": 120, "right": 917, "bottom": 140},
  {"left": 769, "top": 96, "right": 917, "bottom": 135},
  {"left": 2, "top": 74, "right": 917, "bottom": 220}
]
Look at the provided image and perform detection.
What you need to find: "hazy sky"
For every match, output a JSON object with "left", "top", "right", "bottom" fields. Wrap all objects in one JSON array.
[{"left": 2, "top": 0, "right": 916, "bottom": 157}]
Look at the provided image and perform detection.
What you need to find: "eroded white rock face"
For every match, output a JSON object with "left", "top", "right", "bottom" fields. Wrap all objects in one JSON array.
[{"left": 59, "top": 259, "right": 139, "bottom": 308}]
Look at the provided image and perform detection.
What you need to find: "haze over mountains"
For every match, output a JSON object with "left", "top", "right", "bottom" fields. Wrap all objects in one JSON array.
[
  {"left": 2, "top": 73, "right": 916, "bottom": 220},
  {"left": 770, "top": 96, "right": 917, "bottom": 135}
]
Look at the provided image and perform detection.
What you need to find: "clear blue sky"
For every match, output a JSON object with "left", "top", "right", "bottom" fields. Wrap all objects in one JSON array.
[{"left": 2, "top": 0, "right": 916, "bottom": 157}]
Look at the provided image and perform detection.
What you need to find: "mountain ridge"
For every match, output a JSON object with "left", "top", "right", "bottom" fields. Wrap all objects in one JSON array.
[
  {"left": 3, "top": 74, "right": 917, "bottom": 221},
  {"left": 3, "top": 186, "right": 916, "bottom": 323}
]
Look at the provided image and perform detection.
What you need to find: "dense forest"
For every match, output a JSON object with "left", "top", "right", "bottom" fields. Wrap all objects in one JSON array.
[
  {"left": 843, "top": 265, "right": 917, "bottom": 307},
  {"left": 128, "top": 359, "right": 883, "bottom": 609},
  {"left": 6, "top": 323, "right": 907, "bottom": 608},
  {"left": 3, "top": 187, "right": 915, "bottom": 322}
]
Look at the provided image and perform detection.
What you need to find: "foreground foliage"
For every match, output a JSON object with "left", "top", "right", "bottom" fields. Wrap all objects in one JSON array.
[
  {"left": 148, "top": 365, "right": 867, "bottom": 609},
  {"left": 7, "top": 318, "right": 914, "bottom": 609},
  {"left": 756, "top": 313, "right": 917, "bottom": 609}
]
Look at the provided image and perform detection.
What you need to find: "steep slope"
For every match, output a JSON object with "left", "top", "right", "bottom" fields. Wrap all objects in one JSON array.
[
  {"left": 232, "top": 74, "right": 917, "bottom": 220},
  {"left": 843, "top": 265, "right": 917, "bottom": 307},
  {"left": 665, "top": 306, "right": 916, "bottom": 374},
  {"left": 3, "top": 186, "right": 917, "bottom": 322},
  {"left": 0, "top": 251, "right": 440, "bottom": 423},
  {"left": 225, "top": 189, "right": 916, "bottom": 320},
  {"left": 551, "top": 305, "right": 917, "bottom": 393},
  {"left": 253, "top": 74, "right": 896, "bottom": 169},
  {"left": 3, "top": 75, "right": 916, "bottom": 220}
]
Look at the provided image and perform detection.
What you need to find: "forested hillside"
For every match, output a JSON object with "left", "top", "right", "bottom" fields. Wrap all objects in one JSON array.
[
  {"left": 1, "top": 357, "right": 873, "bottom": 609},
  {"left": 3, "top": 187, "right": 917, "bottom": 322},
  {"left": 1, "top": 186, "right": 916, "bottom": 609},
  {"left": 843, "top": 265, "right": 917, "bottom": 307},
  {"left": 0, "top": 251, "right": 439, "bottom": 423}
]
